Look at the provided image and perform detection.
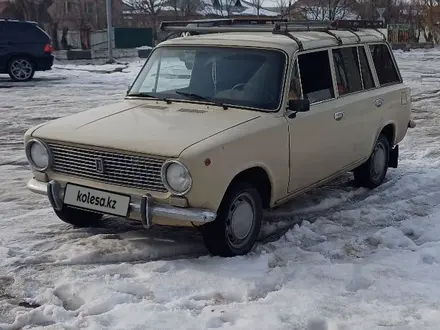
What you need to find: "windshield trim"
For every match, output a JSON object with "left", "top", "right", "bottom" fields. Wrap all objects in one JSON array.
[{"left": 127, "top": 45, "right": 289, "bottom": 113}]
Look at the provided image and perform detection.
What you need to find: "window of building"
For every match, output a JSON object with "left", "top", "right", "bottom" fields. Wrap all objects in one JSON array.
[
  {"left": 64, "top": 1, "right": 73, "bottom": 14},
  {"left": 84, "top": 2, "right": 94, "bottom": 14}
]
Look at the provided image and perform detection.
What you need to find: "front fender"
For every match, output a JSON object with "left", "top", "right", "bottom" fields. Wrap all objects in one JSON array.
[{"left": 180, "top": 115, "right": 289, "bottom": 211}]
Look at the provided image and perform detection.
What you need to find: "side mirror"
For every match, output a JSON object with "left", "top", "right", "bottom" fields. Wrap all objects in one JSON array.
[{"left": 288, "top": 99, "right": 310, "bottom": 112}]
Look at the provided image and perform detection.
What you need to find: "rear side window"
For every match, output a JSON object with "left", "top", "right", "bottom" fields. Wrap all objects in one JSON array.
[
  {"left": 332, "top": 46, "right": 363, "bottom": 95},
  {"left": 2, "top": 22, "right": 49, "bottom": 42},
  {"left": 0, "top": 22, "right": 7, "bottom": 39},
  {"left": 297, "top": 50, "right": 334, "bottom": 103},
  {"left": 369, "top": 44, "right": 400, "bottom": 85}
]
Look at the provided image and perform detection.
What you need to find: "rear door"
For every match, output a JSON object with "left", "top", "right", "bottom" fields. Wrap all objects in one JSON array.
[
  {"left": 367, "top": 43, "right": 410, "bottom": 146},
  {"left": 329, "top": 44, "right": 382, "bottom": 163}
]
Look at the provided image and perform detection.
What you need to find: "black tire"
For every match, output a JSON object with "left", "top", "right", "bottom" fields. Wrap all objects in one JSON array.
[
  {"left": 201, "top": 182, "right": 263, "bottom": 257},
  {"left": 7, "top": 57, "right": 35, "bottom": 82},
  {"left": 353, "top": 133, "right": 390, "bottom": 189},
  {"left": 54, "top": 206, "right": 103, "bottom": 227}
]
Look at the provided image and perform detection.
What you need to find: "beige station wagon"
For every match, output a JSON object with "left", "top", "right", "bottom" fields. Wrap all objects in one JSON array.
[{"left": 24, "top": 19, "right": 416, "bottom": 257}]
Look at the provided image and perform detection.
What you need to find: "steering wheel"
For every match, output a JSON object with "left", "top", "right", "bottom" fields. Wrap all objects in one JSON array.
[{"left": 230, "top": 83, "right": 275, "bottom": 105}]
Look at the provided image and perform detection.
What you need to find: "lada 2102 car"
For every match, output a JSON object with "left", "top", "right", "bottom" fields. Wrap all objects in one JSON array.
[{"left": 24, "top": 19, "right": 416, "bottom": 257}]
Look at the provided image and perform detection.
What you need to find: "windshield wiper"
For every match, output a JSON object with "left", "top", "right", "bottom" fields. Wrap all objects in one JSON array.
[
  {"left": 175, "top": 91, "right": 228, "bottom": 109},
  {"left": 128, "top": 92, "right": 171, "bottom": 104}
]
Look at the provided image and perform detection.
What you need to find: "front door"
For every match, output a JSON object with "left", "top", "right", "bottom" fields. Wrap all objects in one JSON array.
[{"left": 287, "top": 50, "right": 351, "bottom": 193}]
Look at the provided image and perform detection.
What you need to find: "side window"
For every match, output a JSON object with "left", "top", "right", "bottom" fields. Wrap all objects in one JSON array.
[
  {"left": 332, "top": 46, "right": 362, "bottom": 95},
  {"left": 358, "top": 46, "right": 375, "bottom": 89},
  {"left": 288, "top": 59, "right": 302, "bottom": 100},
  {"left": 298, "top": 50, "right": 334, "bottom": 103},
  {"left": 369, "top": 44, "right": 400, "bottom": 86},
  {"left": 0, "top": 23, "right": 11, "bottom": 40},
  {"left": 3, "top": 22, "right": 49, "bottom": 42}
]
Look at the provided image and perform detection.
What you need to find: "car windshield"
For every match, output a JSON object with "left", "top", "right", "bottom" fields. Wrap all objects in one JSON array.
[{"left": 128, "top": 46, "right": 287, "bottom": 111}]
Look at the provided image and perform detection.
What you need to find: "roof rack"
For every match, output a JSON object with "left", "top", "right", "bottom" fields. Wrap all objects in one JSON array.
[{"left": 160, "top": 18, "right": 386, "bottom": 50}]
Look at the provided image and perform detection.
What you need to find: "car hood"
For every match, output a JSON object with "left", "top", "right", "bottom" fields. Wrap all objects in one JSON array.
[{"left": 31, "top": 100, "right": 261, "bottom": 157}]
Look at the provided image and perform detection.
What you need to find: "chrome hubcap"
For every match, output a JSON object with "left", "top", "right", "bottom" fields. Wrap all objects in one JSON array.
[
  {"left": 371, "top": 142, "right": 386, "bottom": 181},
  {"left": 226, "top": 193, "right": 255, "bottom": 248},
  {"left": 11, "top": 60, "right": 33, "bottom": 80}
]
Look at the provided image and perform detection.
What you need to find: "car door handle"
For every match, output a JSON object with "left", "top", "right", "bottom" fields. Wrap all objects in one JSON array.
[
  {"left": 375, "top": 98, "right": 384, "bottom": 107},
  {"left": 334, "top": 111, "right": 344, "bottom": 121}
]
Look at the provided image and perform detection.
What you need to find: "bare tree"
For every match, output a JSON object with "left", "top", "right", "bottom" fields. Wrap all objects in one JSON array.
[
  {"left": 409, "top": 0, "right": 425, "bottom": 41},
  {"left": 7, "top": 0, "right": 59, "bottom": 47},
  {"left": 56, "top": 0, "right": 94, "bottom": 49},
  {"left": 250, "top": 0, "right": 265, "bottom": 16},
  {"left": 203, "top": 0, "right": 239, "bottom": 17},
  {"left": 424, "top": 0, "right": 440, "bottom": 42},
  {"left": 299, "top": 0, "right": 355, "bottom": 20},
  {"left": 181, "top": 0, "right": 205, "bottom": 17},
  {"left": 165, "top": 0, "right": 181, "bottom": 18},
  {"left": 132, "top": 0, "right": 165, "bottom": 42},
  {"left": 276, "top": 0, "right": 289, "bottom": 17},
  {"left": 165, "top": 0, "right": 204, "bottom": 18},
  {"left": 8, "top": 0, "right": 54, "bottom": 23}
]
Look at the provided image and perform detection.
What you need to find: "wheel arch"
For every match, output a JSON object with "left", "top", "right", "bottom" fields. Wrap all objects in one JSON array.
[
  {"left": 7, "top": 53, "right": 37, "bottom": 68},
  {"left": 380, "top": 123, "right": 396, "bottom": 146},
  {"left": 222, "top": 166, "right": 273, "bottom": 210},
  {"left": 370, "top": 122, "right": 396, "bottom": 155}
]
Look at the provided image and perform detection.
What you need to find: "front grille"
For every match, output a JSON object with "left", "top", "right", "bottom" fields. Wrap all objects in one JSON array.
[{"left": 48, "top": 143, "right": 167, "bottom": 193}]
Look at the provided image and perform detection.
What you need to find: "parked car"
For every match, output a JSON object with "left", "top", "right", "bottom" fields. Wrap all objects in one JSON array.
[
  {"left": 23, "top": 19, "right": 416, "bottom": 257},
  {"left": 0, "top": 18, "right": 54, "bottom": 81}
]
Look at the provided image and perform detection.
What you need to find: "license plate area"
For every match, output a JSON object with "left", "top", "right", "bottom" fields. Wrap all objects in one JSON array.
[{"left": 63, "top": 184, "right": 130, "bottom": 217}]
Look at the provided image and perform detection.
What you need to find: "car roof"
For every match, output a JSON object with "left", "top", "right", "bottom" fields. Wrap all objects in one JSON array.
[{"left": 160, "top": 29, "right": 386, "bottom": 52}]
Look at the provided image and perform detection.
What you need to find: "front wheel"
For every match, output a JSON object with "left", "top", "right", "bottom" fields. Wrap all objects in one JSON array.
[
  {"left": 54, "top": 206, "right": 103, "bottom": 227},
  {"left": 353, "top": 133, "right": 390, "bottom": 189},
  {"left": 201, "top": 182, "right": 263, "bottom": 257}
]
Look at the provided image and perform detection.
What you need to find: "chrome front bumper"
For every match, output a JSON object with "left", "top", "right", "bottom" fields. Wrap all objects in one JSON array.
[{"left": 27, "top": 178, "right": 216, "bottom": 228}]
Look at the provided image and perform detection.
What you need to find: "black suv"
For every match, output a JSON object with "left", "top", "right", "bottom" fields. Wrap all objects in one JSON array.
[{"left": 0, "top": 19, "right": 54, "bottom": 81}]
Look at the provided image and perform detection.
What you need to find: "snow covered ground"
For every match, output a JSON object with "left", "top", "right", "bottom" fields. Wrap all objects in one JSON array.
[{"left": 1, "top": 48, "right": 440, "bottom": 329}]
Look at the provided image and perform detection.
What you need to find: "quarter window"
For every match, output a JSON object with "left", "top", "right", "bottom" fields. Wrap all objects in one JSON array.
[
  {"left": 288, "top": 60, "right": 302, "bottom": 100},
  {"left": 332, "top": 46, "right": 362, "bottom": 95},
  {"left": 358, "top": 46, "right": 375, "bottom": 89},
  {"left": 369, "top": 44, "right": 400, "bottom": 85},
  {"left": 297, "top": 50, "right": 334, "bottom": 103}
]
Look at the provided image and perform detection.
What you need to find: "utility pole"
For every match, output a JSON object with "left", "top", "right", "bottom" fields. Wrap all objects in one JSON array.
[{"left": 106, "top": 0, "right": 114, "bottom": 63}]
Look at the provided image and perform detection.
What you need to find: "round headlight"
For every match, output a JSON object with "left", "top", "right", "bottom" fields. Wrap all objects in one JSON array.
[
  {"left": 26, "top": 139, "right": 50, "bottom": 171},
  {"left": 161, "top": 160, "right": 192, "bottom": 195}
]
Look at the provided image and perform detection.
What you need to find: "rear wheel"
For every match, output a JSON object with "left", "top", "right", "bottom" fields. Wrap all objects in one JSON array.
[
  {"left": 353, "top": 133, "right": 390, "bottom": 189},
  {"left": 8, "top": 57, "right": 35, "bottom": 82},
  {"left": 201, "top": 182, "right": 263, "bottom": 257},
  {"left": 54, "top": 206, "right": 103, "bottom": 227}
]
